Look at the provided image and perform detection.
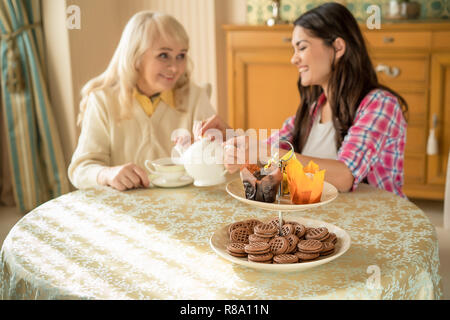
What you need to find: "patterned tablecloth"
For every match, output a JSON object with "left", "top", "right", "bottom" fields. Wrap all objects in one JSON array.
[{"left": 0, "top": 178, "right": 443, "bottom": 299}]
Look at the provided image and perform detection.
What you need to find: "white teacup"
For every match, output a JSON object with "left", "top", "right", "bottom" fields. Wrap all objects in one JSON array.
[{"left": 144, "top": 158, "right": 186, "bottom": 182}]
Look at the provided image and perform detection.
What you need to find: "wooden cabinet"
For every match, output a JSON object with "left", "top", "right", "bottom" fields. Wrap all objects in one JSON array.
[
  {"left": 428, "top": 54, "right": 450, "bottom": 185},
  {"left": 225, "top": 27, "right": 298, "bottom": 133},
  {"left": 224, "top": 23, "right": 450, "bottom": 200}
]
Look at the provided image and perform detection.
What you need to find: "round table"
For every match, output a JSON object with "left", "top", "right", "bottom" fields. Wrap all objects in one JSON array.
[{"left": 0, "top": 178, "right": 443, "bottom": 299}]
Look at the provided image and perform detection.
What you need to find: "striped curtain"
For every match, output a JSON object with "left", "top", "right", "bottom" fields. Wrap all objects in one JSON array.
[{"left": 0, "top": 0, "right": 69, "bottom": 213}]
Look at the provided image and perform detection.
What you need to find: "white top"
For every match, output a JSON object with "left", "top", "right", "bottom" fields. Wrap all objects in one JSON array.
[
  {"left": 68, "top": 81, "right": 216, "bottom": 189},
  {"left": 301, "top": 112, "right": 338, "bottom": 160}
]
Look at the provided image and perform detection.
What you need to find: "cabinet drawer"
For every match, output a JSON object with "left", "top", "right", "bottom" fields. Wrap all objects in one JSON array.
[
  {"left": 404, "top": 154, "right": 425, "bottom": 184},
  {"left": 431, "top": 31, "right": 450, "bottom": 50},
  {"left": 364, "top": 31, "right": 431, "bottom": 49},
  {"left": 228, "top": 31, "right": 293, "bottom": 48},
  {"left": 371, "top": 57, "right": 427, "bottom": 83}
]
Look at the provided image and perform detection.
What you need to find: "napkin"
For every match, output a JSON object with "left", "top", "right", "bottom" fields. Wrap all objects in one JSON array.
[{"left": 284, "top": 156, "right": 325, "bottom": 204}]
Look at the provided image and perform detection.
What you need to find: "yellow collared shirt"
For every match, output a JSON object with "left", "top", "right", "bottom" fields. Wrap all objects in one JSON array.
[{"left": 134, "top": 89, "right": 175, "bottom": 116}]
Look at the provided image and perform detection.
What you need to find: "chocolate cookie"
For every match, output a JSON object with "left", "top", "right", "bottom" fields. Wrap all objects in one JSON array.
[
  {"left": 297, "top": 239, "right": 323, "bottom": 254},
  {"left": 295, "top": 251, "right": 320, "bottom": 261},
  {"left": 269, "top": 236, "right": 289, "bottom": 255},
  {"left": 254, "top": 223, "right": 278, "bottom": 238},
  {"left": 281, "top": 224, "right": 295, "bottom": 237},
  {"left": 244, "top": 242, "right": 271, "bottom": 255},
  {"left": 273, "top": 254, "right": 299, "bottom": 264},
  {"left": 243, "top": 219, "right": 263, "bottom": 233},
  {"left": 305, "top": 227, "right": 329, "bottom": 241},
  {"left": 317, "top": 232, "right": 330, "bottom": 242},
  {"left": 230, "top": 227, "right": 251, "bottom": 243},
  {"left": 294, "top": 224, "right": 306, "bottom": 239},
  {"left": 285, "top": 221, "right": 300, "bottom": 227},
  {"left": 226, "top": 242, "right": 247, "bottom": 257},
  {"left": 320, "top": 241, "right": 335, "bottom": 256},
  {"left": 324, "top": 232, "right": 337, "bottom": 244},
  {"left": 248, "top": 252, "right": 273, "bottom": 263},
  {"left": 228, "top": 221, "right": 249, "bottom": 235},
  {"left": 285, "top": 234, "right": 299, "bottom": 253},
  {"left": 249, "top": 234, "right": 271, "bottom": 243},
  {"left": 268, "top": 218, "right": 284, "bottom": 230}
]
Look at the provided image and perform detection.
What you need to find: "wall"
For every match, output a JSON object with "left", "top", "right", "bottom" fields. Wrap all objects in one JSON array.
[
  {"left": 42, "top": 0, "right": 76, "bottom": 172},
  {"left": 246, "top": 0, "right": 449, "bottom": 24},
  {"left": 42, "top": 0, "right": 123, "bottom": 176}
]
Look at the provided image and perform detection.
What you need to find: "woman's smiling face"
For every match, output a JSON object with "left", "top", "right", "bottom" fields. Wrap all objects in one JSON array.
[
  {"left": 137, "top": 36, "right": 188, "bottom": 95},
  {"left": 290, "top": 26, "right": 336, "bottom": 89}
]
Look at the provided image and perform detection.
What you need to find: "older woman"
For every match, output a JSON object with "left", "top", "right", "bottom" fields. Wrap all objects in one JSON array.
[{"left": 68, "top": 12, "right": 215, "bottom": 191}]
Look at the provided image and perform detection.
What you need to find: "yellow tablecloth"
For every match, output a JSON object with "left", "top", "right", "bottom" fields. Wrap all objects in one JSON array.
[{"left": 0, "top": 181, "right": 442, "bottom": 299}]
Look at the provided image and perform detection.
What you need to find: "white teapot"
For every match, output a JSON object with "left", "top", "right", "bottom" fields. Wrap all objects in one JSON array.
[{"left": 172, "top": 137, "right": 227, "bottom": 187}]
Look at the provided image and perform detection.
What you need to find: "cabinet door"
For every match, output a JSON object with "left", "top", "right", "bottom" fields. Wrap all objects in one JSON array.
[
  {"left": 232, "top": 50, "right": 299, "bottom": 134},
  {"left": 371, "top": 53, "right": 429, "bottom": 186},
  {"left": 428, "top": 53, "right": 450, "bottom": 185}
]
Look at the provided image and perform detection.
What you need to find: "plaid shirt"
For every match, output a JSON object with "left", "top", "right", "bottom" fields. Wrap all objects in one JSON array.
[{"left": 266, "top": 89, "right": 407, "bottom": 198}]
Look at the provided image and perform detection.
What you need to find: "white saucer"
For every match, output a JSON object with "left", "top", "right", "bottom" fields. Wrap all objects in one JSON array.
[{"left": 151, "top": 175, "right": 193, "bottom": 188}]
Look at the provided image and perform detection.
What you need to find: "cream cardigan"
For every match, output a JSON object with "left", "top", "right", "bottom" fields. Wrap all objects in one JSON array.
[{"left": 68, "top": 82, "right": 216, "bottom": 189}]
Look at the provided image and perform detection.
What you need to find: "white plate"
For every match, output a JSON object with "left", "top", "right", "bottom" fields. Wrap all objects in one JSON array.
[
  {"left": 226, "top": 178, "right": 338, "bottom": 212},
  {"left": 151, "top": 175, "right": 193, "bottom": 188},
  {"left": 210, "top": 216, "right": 351, "bottom": 272}
]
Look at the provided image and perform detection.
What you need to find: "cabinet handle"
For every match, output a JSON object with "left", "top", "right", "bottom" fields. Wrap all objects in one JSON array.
[
  {"left": 432, "top": 114, "right": 438, "bottom": 129},
  {"left": 375, "top": 64, "right": 400, "bottom": 78},
  {"left": 383, "top": 36, "right": 394, "bottom": 43},
  {"left": 427, "top": 114, "right": 439, "bottom": 156},
  {"left": 282, "top": 37, "right": 292, "bottom": 43}
]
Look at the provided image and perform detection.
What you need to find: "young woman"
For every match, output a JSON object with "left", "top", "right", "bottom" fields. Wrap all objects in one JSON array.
[
  {"left": 68, "top": 12, "right": 215, "bottom": 191},
  {"left": 202, "top": 2, "right": 408, "bottom": 197}
]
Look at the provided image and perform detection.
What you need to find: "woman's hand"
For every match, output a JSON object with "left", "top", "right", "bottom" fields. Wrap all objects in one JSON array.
[
  {"left": 223, "top": 135, "right": 251, "bottom": 174},
  {"left": 97, "top": 163, "right": 150, "bottom": 191},
  {"left": 194, "top": 115, "right": 231, "bottom": 141}
]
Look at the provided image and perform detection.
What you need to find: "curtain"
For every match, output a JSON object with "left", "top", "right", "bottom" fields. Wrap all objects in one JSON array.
[
  {"left": 0, "top": 0, "right": 69, "bottom": 213},
  {"left": 0, "top": 89, "right": 14, "bottom": 206}
]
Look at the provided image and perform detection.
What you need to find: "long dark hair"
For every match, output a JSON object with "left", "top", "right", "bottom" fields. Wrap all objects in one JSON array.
[{"left": 291, "top": 2, "right": 408, "bottom": 153}]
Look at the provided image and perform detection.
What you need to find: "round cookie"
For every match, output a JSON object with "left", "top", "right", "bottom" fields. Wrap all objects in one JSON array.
[
  {"left": 281, "top": 223, "right": 295, "bottom": 237},
  {"left": 295, "top": 251, "right": 320, "bottom": 261},
  {"left": 285, "top": 234, "right": 299, "bottom": 253},
  {"left": 285, "top": 221, "right": 300, "bottom": 227},
  {"left": 226, "top": 242, "right": 247, "bottom": 257},
  {"left": 254, "top": 223, "right": 278, "bottom": 238},
  {"left": 294, "top": 224, "right": 306, "bottom": 239},
  {"left": 269, "top": 236, "right": 289, "bottom": 255},
  {"left": 305, "top": 227, "right": 329, "bottom": 241},
  {"left": 268, "top": 218, "right": 285, "bottom": 229},
  {"left": 273, "top": 254, "right": 299, "bottom": 264},
  {"left": 244, "top": 242, "right": 270, "bottom": 255},
  {"left": 324, "top": 232, "right": 337, "bottom": 244},
  {"left": 243, "top": 219, "right": 263, "bottom": 233},
  {"left": 228, "top": 221, "right": 249, "bottom": 235},
  {"left": 317, "top": 232, "right": 330, "bottom": 242},
  {"left": 249, "top": 234, "right": 271, "bottom": 243},
  {"left": 320, "top": 241, "right": 335, "bottom": 256},
  {"left": 248, "top": 252, "right": 273, "bottom": 263},
  {"left": 230, "top": 227, "right": 251, "bottom": 243},
  {"left": 297, "top": 239, "right": 323, "bottom": 254}
]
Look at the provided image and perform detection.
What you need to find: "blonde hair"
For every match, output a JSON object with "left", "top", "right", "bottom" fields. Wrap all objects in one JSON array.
[{"left": 77, "top": 11, "right": 190, "bottom": 125}]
